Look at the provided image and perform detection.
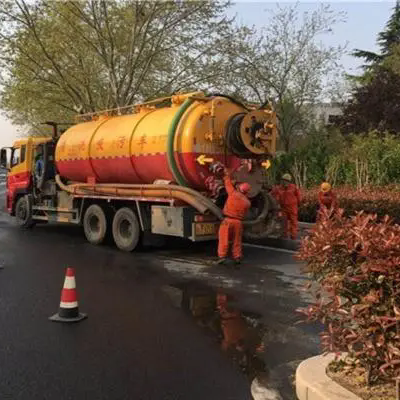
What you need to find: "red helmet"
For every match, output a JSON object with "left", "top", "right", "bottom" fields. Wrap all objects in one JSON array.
[{"left": 238, "top": 182, "right": 251, "bottom": 194}]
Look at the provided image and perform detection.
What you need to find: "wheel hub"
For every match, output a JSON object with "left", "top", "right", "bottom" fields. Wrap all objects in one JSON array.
[
  {"left": 119, "top": 219, "right": 132, "bottom": 239},
  {"left": 17, "top": 203, "right": 27, "bottom": 220},
  {"left": 89, "top": 215, "right": 100, "bottom": 233}
]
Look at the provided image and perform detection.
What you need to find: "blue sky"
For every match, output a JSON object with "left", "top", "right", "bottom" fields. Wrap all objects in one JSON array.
[
  {"left": 229, "top": 1, "right": 395, "bottom": 74},
  {"left": 0, "top": 1, "right": 396, "bottom": 147}
]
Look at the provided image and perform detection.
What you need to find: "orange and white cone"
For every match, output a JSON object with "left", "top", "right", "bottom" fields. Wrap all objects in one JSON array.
[{"left": 49, "top": 267, "right": 87, "bottom": 323}]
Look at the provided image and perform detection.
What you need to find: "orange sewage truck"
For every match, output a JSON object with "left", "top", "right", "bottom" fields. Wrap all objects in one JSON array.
[{"left": 0, "top": 92, "right": 280, "bottom": 251}]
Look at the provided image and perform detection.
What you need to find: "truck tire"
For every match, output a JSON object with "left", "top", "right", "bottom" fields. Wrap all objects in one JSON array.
[
  {"left": 83, "top": 204, "right": 108, "bottom": 245},
  {"left": 112, "top": 207, "right": 141, "bottom": 252},
  {"left": 15, "top": 195, "right": 35, "bottom": 229}
]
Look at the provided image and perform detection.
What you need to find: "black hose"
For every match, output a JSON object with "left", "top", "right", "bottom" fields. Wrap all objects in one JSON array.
[
  {"left": 225, "top": 113, "right": 253, "bottom": 158},
  {"left": 225, "top": 113, "right": 267, "bottom": 160},
  {"left": 207, "top": 93, "right": 250, "bottom": 111},
  {"left": 243, "top": 192, "right": 281, "bottom": 240},
  {"left": 242, "top": 190, "right": 270, "bottom": 227}
]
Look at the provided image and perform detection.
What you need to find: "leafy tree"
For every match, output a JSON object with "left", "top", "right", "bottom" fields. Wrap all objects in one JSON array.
[
  {"left": 383, "top": 42, "right": 400, "bottom": 75},
  {"left": 339, "top": 1, "right": 400, "bottom": 134},
  {"left": 323, "top": 132, "right": 400, "bottom": 188},
  {"left": 0, "top": 0, "right": 234, "bottom": 130},
  {"left": 266, "top": 125, "right": 345, "bottom": 188},
  {"left": 219, "top": 3, "right": 346, "bottom": 151},
  {"left": 339, "top": 67, "right": 400, "bottom": 134}
]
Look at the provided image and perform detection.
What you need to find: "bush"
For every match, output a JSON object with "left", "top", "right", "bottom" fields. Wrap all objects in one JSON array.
[
  {"left": 298, "top": 187, "right": 319, "bottom": 222},
  {"left": 299, "top": 186, "right": 400, "bottom": 224},
  {"left": 297, "top": 209, "right": 400, "bottom": 383},
  {"left": 269, "top": 132, "right": 400, "bottom": 190}
]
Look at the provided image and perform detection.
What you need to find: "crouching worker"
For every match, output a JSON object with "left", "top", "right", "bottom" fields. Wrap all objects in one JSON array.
[{"left": 217, "top": 167, "right": 251, "bottom": 267}]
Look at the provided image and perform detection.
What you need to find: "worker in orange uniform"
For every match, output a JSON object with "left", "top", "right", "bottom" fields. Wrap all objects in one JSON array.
[
  {"left": 271, "top": 173, "right": 301, "bottom": 240},
  {"left": 318, "top": 182, "right": 337, "bottom": 220},
  {"left": 217, "top": 167, "right": 252, "bottom": 266}
]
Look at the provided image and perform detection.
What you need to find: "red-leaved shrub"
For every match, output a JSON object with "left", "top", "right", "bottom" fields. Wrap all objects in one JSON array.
[
  {"left": 299, "top": 186, "right": 400, "bottom": 224},
  {"left": 297, "top": 208, "right": 400, "bottom": 382}
]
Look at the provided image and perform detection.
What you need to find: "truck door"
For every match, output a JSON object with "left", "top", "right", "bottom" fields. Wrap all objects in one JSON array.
[{"left": 7, "top": 144, "right": 31, "bottom": 213}]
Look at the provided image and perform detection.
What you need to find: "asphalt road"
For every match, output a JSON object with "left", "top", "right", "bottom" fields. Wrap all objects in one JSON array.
[
  {"left": 0, "top": 171, "right": 5, "bottom": 198},
  {"left": 0, "top": 205, "right": 320, "bottom": 399}
]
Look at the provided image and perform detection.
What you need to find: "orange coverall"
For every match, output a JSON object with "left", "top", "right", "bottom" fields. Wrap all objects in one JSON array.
[
  {"left": 318, "top": 190, "right": 337, "bottom": 209},
  {"left": 218, "top": 175, "right": 251, "bottom": 260},
  {"left": 317, "top": 190, "right": 337, "bottom": 220},
  {"left": 272, "top": 184, "right": 301, "bottom": 239}
]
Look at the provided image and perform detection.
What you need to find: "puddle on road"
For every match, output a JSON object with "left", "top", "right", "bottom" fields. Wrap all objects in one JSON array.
[
  {"left": 162, "top": 281, "right": 288, "bottom": 399},
  {"left": 162, "top": 281, "right": 267, "bottom": 382}
]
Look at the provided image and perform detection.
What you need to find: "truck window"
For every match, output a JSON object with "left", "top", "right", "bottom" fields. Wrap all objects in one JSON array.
[
  {"left": 11, "top": 148, "right": 20, "bottom": 167},
  {"left": 20, "top": 145, "right": 26, "bottom": 163}
]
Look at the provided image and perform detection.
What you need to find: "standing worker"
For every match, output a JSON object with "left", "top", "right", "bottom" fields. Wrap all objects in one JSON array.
[
  {"left": 318, "top": 182, "right": 337, "bottom": 219},
  {"left": 271, "top": 173, "right": 301, "bottom": 240},
  {"left": 216, "top": 167, "right": 252, "bottom": 266}
]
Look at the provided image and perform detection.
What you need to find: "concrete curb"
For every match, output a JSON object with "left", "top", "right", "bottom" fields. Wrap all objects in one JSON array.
[
  {"left": 245, "top": 237, "right": 300, "bottom": 252},
  {"left": 296, "top": 354, "right": 361, "bottom": 400},
  {"left": 245, "top": 221, "right": 314, "bottom": 252}
]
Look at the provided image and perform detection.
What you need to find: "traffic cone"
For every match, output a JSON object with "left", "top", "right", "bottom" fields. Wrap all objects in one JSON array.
[{"left": 49, "top": 267, "right": 87, "bottom": 323}]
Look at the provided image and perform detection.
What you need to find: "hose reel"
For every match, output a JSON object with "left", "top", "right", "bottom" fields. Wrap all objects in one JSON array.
[{"left": 225, "top": 110, "right": 276, "bottom": 159}]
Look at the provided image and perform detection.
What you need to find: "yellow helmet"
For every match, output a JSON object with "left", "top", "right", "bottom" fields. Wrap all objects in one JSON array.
[
  {"left": 281, "top": 173, "right": 292, "bottom": 182},
  {"left": 321, "top": 182, "right": 331, "bottom": 193}
]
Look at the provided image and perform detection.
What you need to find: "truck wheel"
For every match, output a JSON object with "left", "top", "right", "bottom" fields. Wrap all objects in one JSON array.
[
  {"left": 83, "top": 204, "right": 108, "bottom": 245},
  {"left": 15, "top": 195, "right": 35, "bottom": 229},
  {"left": 112, "top": 207, "right": 141, "bottom": 252}
]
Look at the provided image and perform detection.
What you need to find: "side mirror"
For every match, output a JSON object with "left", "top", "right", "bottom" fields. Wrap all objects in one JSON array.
[
  {"left": 0, "top": 148, "right": 7, "bottom": 169},
  {"left": 0, "top": 148, "right": 10, "bottom": 170}
]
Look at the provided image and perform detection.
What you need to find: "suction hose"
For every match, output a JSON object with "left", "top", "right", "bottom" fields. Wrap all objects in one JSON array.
[
  {"left": 55, "top": 175, "right": 224, "bottom": 220},
  {"left": 242, "top": 190, "right": 270, "bottom": 227},
  {"left": 56, "top": 175, "right": 277, "bottom": 237},
  {"left": 243, "top": 192, "right": 281, "bottom": 240}
]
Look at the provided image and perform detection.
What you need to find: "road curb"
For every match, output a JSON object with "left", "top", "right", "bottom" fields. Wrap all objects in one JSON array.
[
  {"left": 245, "top": 237, "right": 300, "bottom": 252},
  {"left": 296, "top": 354, "right": 361, "bottom": 400},
  {"left": 245, "top": 221, "right": 314, "bottom": 252}
]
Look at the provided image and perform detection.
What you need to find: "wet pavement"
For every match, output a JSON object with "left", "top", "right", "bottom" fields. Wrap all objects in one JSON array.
[{"left": 0, "top": 201, "right": 321, "bottom": 399}]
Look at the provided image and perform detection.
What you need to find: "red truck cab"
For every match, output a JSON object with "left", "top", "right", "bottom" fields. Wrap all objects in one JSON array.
[{"left": 1, "top": 137, "right": 51, "bottom": 216}]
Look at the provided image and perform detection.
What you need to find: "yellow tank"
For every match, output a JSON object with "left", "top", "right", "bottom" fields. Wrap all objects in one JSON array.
[{"left": 55, "top": 92, "right": 276, "bottom": 193}]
